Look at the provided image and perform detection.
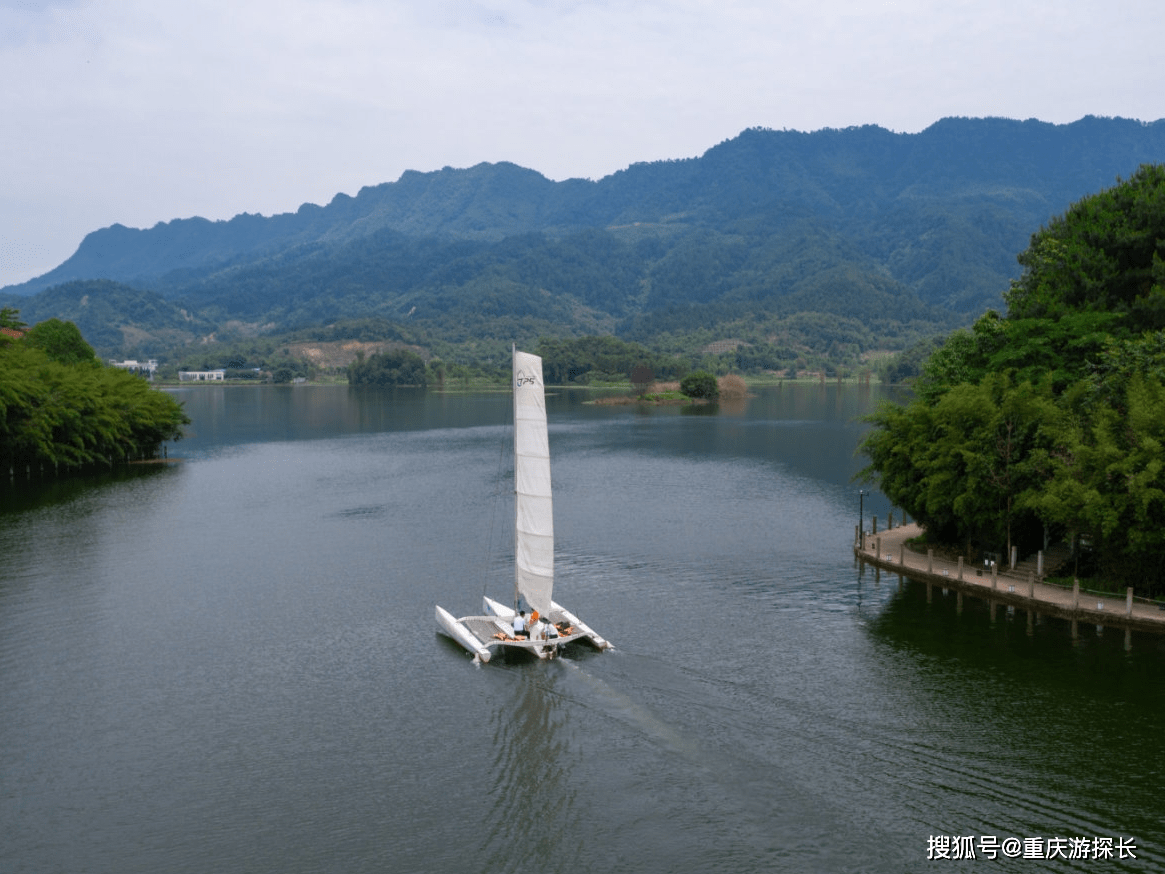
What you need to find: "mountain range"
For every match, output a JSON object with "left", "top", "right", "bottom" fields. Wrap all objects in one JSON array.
[{"left": 5, "top": 115, "right": 1165, "bottom": 369}]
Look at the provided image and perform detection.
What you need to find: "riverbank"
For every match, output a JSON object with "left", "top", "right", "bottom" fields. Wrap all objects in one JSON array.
[{"left": 855, "top": 522, "right": 1165, "bottom": 635}]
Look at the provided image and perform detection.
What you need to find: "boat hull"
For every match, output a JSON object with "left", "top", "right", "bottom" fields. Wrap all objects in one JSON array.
[{"left": 435, "top": 605, "right": 494, "bottom": 663}]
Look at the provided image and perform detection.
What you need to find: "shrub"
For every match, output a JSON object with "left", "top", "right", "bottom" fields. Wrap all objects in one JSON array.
[{"left": 680, "top": 371, "right": 719, "bottom": 400}]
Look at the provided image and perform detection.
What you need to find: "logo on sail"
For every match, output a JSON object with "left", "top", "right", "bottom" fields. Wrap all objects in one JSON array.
[{"left": 515, "top": 366, "right": 540, "bottom": 388}]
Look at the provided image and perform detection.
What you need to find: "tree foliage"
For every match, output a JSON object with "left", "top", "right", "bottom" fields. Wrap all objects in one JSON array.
[
  {"left": 1005, "top": 164, "right": 1165, "bottom": 324},
  {"left": 1026, "top": 374, "right": 1165, "bottom": 585},
  {"left": 680, "top": 371, "right": 719, "bottom": 400},
  {"left": 346, "top": 349, "right": 428, "bottom": 386},
  {"left": 0, "top": 334, "right": 188, "bottom": 472},
  {"left": 24, "top": 318, "right": 99, "bottom": 366},
  {"left": 860, "top": 165, "right": 1165, "bottom": 594}
]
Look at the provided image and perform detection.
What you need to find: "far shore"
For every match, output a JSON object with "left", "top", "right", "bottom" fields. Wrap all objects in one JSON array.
[
  {"left": 591, "top": 394, "right": 702, "bottom": 406},
  {"left": 151, "top": 372, "right": 888, "bottom": 390}
]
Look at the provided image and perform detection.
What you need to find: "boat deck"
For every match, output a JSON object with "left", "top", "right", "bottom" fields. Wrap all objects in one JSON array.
[
  {"left": 460, "top": 614, "right": 590, "bottom": 651},
  {"left": 462, "top": 616, "right": 508, "bottom": 643}
]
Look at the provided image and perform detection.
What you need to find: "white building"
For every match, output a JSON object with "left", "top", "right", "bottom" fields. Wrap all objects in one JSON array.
[
  {"left": 109, "top": 359, "right": 159, "bottom": 378},
  {"left": 178, "top": 369, "right": 226, "bottom": 381}
]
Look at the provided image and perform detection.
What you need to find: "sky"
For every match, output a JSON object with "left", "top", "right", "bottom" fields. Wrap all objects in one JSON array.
[{"left": 2, "top": 0, "right": 1163, "bottom": 289}]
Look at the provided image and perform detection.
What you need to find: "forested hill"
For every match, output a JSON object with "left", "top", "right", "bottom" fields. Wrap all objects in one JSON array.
[
  {"left": 860, "top": 164, "right": 1165, "bottom": 593},
  {"left": 4, "top": 116, "right": 1165, "bottom": 366}
]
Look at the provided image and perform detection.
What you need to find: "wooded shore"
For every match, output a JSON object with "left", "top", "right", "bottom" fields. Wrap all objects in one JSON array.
[{"left": 855, "top": 521, "right": 1165, "bottom": 638}]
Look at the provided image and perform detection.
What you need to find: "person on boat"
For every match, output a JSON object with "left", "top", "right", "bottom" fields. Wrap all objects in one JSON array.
[
  {"left": 512, "top": 610, "right": 528, "bottom": 639},
  {"left": 528, "top": 613, "right": 546, "bottom": 640}
]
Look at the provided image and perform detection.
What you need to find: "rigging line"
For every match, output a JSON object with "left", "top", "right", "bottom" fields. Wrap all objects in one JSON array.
[{"left": 482, "top": 423, "right": 510, "bottom": 602}]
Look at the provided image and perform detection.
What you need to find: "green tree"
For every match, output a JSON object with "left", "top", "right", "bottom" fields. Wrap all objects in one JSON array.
[
  {"left": 347, "top": 349, "right": 427, "bottom": 386},
  {"left": 0, "top": 342, "right": 188, "bottom": 471},
  {"left": 680, "top": 371, "right": 719, "bottom": 400},
  {"left": 1005, "top": 163, "right": 1165, "bottom": 326},
  {"left": 427, "top": 358, "right": 447, "bottom": 388},
  {"left": 1028, "top": 374, "right": 1165, "bottom": 587},
  {"left": 24, "top": 319, "right": 97, "bottom": 366},
  {"left": 862, "top": 374, "right": 1061, "bottom": 554}
]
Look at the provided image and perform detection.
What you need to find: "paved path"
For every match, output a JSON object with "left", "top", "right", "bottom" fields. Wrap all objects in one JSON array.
[{"left": 855, "top": 523, "right": 1165, "bottom": 634}]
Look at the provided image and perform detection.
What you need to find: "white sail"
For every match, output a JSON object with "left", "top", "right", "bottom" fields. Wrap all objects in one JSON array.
[{"left": 513, "top": 348, "right": 554, "bottom": 617}]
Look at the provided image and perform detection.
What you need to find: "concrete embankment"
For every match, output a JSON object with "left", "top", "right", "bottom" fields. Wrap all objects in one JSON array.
[{"left": 854, "top": 522, "right": 1165, "bottom": 635}]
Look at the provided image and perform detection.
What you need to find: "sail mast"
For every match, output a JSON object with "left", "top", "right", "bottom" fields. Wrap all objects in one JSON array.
[{"left": 513, "top": 344, "right": 519, "bottom": 611}]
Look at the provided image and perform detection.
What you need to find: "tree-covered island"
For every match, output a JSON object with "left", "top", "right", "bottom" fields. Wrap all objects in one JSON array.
[
  {"left": 1, "top": 309, "right": 189, "bottom": 475},
  {"left": 860, "top": 165, "right": 1165, "bottom": 597}
]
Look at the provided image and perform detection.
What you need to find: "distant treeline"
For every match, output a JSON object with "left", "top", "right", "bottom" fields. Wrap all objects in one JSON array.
[
  {"left": 344, "top": 336, "right": 694, "bottom": 387},
  {"left": 534, "top": 337, "right": 687, "bottom": 384},
  {"left": 347, "top": 349, "right": 428, "bottom": 386}
]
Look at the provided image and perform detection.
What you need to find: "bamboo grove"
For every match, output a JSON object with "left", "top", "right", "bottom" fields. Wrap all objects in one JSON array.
[
  {"left": 860, "top": 165, "right": 1165, "bottom": 595},
  {"left": 0, "top": 314, "right": 188, "bottom": 474}
]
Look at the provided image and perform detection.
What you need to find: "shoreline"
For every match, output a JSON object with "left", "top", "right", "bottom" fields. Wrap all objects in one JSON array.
[{"left": 855, "top": 522, "right": 1165, "bottom": 635}]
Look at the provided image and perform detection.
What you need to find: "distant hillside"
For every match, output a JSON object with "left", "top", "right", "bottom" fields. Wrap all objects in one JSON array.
[
  {"left": 0, "top": 280, "right": 214, "bottom": 358},
  {"left": 4, "top": 116, "right": 1164, "bottom": 366}
]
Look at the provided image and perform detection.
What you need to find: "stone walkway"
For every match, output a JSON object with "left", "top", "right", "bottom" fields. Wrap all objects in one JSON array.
[{"left": 855, "top": 522, "right": 1165, "bottom": 634}]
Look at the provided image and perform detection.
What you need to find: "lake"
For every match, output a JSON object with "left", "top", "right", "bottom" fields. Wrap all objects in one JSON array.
[{"left": 1, "top": 383, "right": 1162, "bottom": 873}]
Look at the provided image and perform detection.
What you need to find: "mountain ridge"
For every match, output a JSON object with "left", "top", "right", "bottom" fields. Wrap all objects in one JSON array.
[
  {"left": 4, "top": 115, "right": 1164, "bottom": 369},
  {"left": 13, "top": 115, "right": 1164, "bottom": 300}
]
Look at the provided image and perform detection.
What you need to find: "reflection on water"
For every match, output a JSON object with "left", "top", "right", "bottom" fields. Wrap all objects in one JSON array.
[
  {"left": 2, "top": 384, "right": 1163, "bottom": 874},
  {"left": 480, "top": 666, "right": 584, "bottom": 873},
  {"left": 861, "top": 573, "right": 1165, "bottom": 870},
  {"left": 167, "top": 384, "right": 510, "bottom": 455},
  {"left": 0, "top": 462, "right": 176, "bottom": 515}
]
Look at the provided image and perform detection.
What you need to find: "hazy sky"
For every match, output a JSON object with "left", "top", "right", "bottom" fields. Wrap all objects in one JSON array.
[{"left": 2, "top": 0, "right": 1162, "bottom": 288}]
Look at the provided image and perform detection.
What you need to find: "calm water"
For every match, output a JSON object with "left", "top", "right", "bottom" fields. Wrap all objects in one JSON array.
[{"left": 1, "top": 384, "right": 1162, "bottom": 873}]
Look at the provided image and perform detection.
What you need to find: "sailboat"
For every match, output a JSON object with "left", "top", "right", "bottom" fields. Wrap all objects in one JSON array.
[{"left": 436, "top": 347, "right": 611, "bottom": 663}]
